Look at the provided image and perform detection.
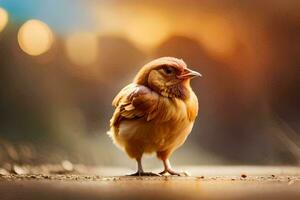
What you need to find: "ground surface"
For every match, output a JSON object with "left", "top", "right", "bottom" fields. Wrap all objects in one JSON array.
[{"left": 1, "top": 166, "right": 300, "bottom": 200}]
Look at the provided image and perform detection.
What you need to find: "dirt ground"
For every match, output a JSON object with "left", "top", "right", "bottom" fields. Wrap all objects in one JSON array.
[{"left": 0, "top": 166, "right": 300, "bottom": 200}]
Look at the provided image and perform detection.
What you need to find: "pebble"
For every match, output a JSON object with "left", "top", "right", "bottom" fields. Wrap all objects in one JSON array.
[
  {"left": 13, "top": 165, "right": 28, "bottom": 175},
  {"left": 61, "top": 160, "right": 74, "bottom": 171},
  {"left": 0, "top": 168, "right": 9, "bottom": 175},
  {"left": 241, "top": 174, "right": 247, "bottom": 178}
]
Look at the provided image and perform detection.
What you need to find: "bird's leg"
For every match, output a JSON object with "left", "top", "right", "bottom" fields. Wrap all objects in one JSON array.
[
  {"left": 128, "top": 158, "right": 160, "bottom": 176},
  {"left": 159, "top": 159, "right": 189, "bottom": 176},
  {"left": 127, "top": 157, "right": 143, "bottom": 176}
]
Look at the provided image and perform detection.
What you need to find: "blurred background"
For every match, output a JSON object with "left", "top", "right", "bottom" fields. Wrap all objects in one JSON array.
[{"left": 0, "top": 0, "right": 299, "bottom": 170}]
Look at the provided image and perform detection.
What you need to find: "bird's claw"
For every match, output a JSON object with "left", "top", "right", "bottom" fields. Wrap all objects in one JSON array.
[
  {"left": 159, "top": 169, "right": 190, "bottom": 176},
  {"left": 127, "top": 171, "right": 161, "bottom": 176}
]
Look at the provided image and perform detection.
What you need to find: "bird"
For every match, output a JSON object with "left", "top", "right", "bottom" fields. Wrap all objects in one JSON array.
[{"left": 108, "top": 57, "right": 201, "bottom": 176}]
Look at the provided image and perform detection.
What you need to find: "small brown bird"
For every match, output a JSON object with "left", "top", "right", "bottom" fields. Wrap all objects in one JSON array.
[{"left": 108, "top": 57, "right": 201, "bottom": 176}]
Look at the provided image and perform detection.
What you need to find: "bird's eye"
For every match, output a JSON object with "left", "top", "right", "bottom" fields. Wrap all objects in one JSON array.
[{"left": 163, "top": 67, "right": 174, "bottom": 75}]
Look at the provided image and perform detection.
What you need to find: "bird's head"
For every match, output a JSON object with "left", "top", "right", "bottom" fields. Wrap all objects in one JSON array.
[{"left": 134, "top": 57, "right": 201, "bottom": 99}]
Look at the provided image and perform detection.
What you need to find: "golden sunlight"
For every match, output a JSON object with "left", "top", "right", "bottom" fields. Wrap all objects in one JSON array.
[
  {"left": 196, "top": 17, "right": 237, "bottom": 60},
  {"left": 93, "top": 5, "right": 170, "bottom": 51},
  {"left": 124, "top": 10, "right": 170, "bottom": 50},
  {"left": 17, "top": 19, "right": 54, "bottom": 56},
  {"left": 0, "top": 7, "right": 9, "bottom": 33},
  {"left": 65, "top": 32, "right": 99, "bottom": 66}
]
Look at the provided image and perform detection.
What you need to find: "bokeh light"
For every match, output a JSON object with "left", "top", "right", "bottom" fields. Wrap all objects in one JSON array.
[
  {"left": 0, "top": 7, "right": 9, "bottom": 33},
  {"left": 93, "top": 5, "right": 170, "bottom": 51},
  {"left": 17, "top": 19, "right": 54, "bottom": 56},
  {"left": 124, "top": 10, "right": 170, "bottom": 50},
  {"left": 65, "top": 32, "right": 99, "bottom": 66}
]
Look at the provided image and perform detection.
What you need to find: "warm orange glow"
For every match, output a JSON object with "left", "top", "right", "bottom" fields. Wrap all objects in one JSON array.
[
  {"left": 65, "top": 32, "right": 99, "bottom": 66},
  {"left": 93, "top": 4, "right": 237, "bottom": 57},
  {"left": 93, "top": 5, "right": 170, "bottom": 51},
  {"left": 18, "top": 19, "right": 54, "bottom": 56},
  {"left": 125, "top": 10, "right": 170, "bottom": 50},
  {"left": 196, "top": 17, "right": 237, "bottom": 60},
  {"left": 169, "top": 13, "right": 237, "bottom": 60},
  {"left": 0, "top": 7, "right": 9, "bottom": 33}
]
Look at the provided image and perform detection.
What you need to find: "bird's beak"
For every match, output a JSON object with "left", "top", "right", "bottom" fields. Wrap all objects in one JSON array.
[{"left": 177, "top": 68, "right": 202, "bottom": 79}]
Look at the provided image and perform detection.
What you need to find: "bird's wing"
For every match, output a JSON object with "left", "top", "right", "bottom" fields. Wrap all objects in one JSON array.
[{"left": 111, "top": 83, "right": 159, "bottom": 127}]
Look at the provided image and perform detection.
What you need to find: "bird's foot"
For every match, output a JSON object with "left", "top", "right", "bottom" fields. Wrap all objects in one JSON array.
[
  {"left": 159, "top": 169, "right": 190, "bottom": 176},
  {"left": 127, "top": 171, "right": 161, "bottom": 176}
]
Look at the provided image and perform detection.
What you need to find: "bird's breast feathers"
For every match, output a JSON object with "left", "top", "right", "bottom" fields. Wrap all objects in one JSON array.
[{"left": 109, "top": 83, "right": 198, "bottom": 148}]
